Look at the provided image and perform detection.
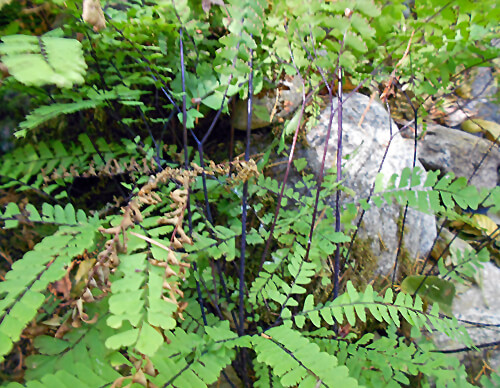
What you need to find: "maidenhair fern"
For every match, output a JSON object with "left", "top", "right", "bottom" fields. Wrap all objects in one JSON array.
[
  {"left": 0, "top": 223, "right": 99, "bottom": 362},
  {"left": 252, "top": 325, "right": 358, "bottom": 388},
  {"left": 2, "top": 310, "right": 123, "bottom": 387},
  {"left": 0, "top": 134, "right": 156, "bottom": 196},
  {"left": 0, "top": 33, "right": 87, "bottom": 89},
  {"left": 0, "top": 202, "right": 99, "bottom": 228},
  {"left": 1, "top": 0, "right": 499, "bottom": 386},
  {"left": 320, "top": 326, "right": 475, "bottom": 387},
  {"left": 369, "top": 167, "right": 480, "bottom": 214}
]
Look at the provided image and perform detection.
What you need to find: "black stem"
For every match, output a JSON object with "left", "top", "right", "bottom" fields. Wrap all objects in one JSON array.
[
  {"left": 333, "top": 65, "right": 343, "bottom": 301},
  {"left": 180, "top": 28, "right": 207, "bottom": 326}
]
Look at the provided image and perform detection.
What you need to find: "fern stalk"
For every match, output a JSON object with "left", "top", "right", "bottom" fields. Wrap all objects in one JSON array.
[{"left": 333, "top": 65, "right": 343, "bottom": 300}]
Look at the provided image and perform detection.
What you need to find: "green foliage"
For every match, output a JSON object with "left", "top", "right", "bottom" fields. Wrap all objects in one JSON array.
[
  {"left": 0, "top": 33, "right": 87, "bottom": 88},
  {"left": 0, "top": 0, "right": 499, "bottom": 386},
  {"left": 0, "top": 222, "right": 99, "bottom": 362},
  {"left": 326, "top": 326, "right": 475, "bottom": 387},
  {"left": 21, "top": 314, "right": 123, "bottom": 386},
  {"left": 0, "top": 133, "right": 155, "bottom": 196},
  {"left": 252, "top": 325, "right": 357, "bottom": 387},
  {"left": 105, "top": 249, "right": 178, "bottom": 356},
  {"left": 369, "top": 167, "right": 484, "bottom": 215}
]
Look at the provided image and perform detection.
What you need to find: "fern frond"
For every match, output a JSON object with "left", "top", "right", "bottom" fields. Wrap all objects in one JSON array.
[
  {"left": 100, "top": 179, "right": 192, "bottom": 356},
  {"left": 104, "top": 245, "right": 181, "bottom": 356},
  {"left": 215, "top": 0, "right": 267, "bottom": 81},
  {"left": 4, "top": 366, "right": 114, "bottom": 388},
  {"left": 17, "top": 84, "right": 150, "bottom": 136},
  {"left": 295, "top": 282, "right": 472, "bottom": 347},
  {"left": 22, "top": 311, "right": 122, "bottom": 385},
  {"left": 252, "top": 324, "right": 358, "bottom": 387},
  {"left": 254, "top": 360, "right": 284, "bottom": 387},
  {"left": 0, "top": 134, "right": 152, "bottom": 194},
  {"left": 438, "top": 247, "right": 490, "bottom": 284},
  {"left": 149, "top": 322, "right": 237, "bottom": 387},
  {"left": 370, "top": 167, "right": 483, "bottom": 215},
  {"left": 17, "top": 100, "right": 101, "bottom": 136},
  {"left": 0, "top": 34, "right": 87, "bottom": 89},
  {"left": 312, "top": 326, "right": 474, "bottom": 387},
  {"left": 0, "top": 224, "right": 98, "bottom": 362},
  {"left": 0, "top": 202, "right": 98, "bottom": 229}
]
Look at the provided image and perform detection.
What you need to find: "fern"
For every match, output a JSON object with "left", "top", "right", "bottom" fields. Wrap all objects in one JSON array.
[
  {"left": 252, "top": 324, "right": 358, "bottom": 387},
  {"left": 0, "top": 34, "right": 87, "bottom": 89},
  {"left": 0, "top": 134, "right": 155, "bottom": 195},
  {"left": 16, "top": 85, "right": 149, "bottom": 136},
  {"left": 0, "top": 202, "right": 98, "bottom": 229},
  {"left": 22, "top": 312, "right": 123, "bottom": 385},
  {"left": 105, "top": 247, "right": 179, "bottom": 356},
  {"left": 296, "top": 283, "right": 472, "bottom": 345},
  {"left": 369, "top": 167, "right": 480, "bottom": 213},
  {"left": 149, "top": 321, "right": 237, "bottom": 387},
  {"left": 0, "top": 223, "right": 99, "bottom": 362},
  {"left": 314, "top": 327, "right": 475, "bottom": 387},
  {"left": 1, "top": 0, "right": 499, "bottom": 386},
  {"left": 437, "top": 247, "right": 490, "bottom": 284},
  {"left": 17, "top": 101, "right": 101, "bottom": 137}
]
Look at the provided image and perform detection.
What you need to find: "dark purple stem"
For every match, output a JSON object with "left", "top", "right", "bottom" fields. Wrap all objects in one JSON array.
[
  {"left": 333, "top": 66, "right": 343, "bottom": 300},
  {"left": 180, "top": 28, "right": 207, "bottom": 325},
  {"left": 239, "top": 48, "right": 253, "bottom": 337}
]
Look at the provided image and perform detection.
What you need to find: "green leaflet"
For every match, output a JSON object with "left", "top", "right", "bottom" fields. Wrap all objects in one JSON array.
[
  {"left": 318, "top": 326, "right": 475, "bottom": 387},
  {"left": 0, "top": 34, "right": 87, "bottom": 88},
  {"left": 16, "top": 84, "right": 149, "bottom": 136},
  {"left": 149, "top": 323, "right": 237, "bottom": 387},
  {"left": 23, "top": 312, "right": 122, "bottom": 385},
  {"left": 368, "top": 167, "right": 484, "bottom": 216},
  {"left": 438, "top": 247, "right": 490, "bottom": 285},
  {"left": 17, "top": 101, "right": 100, "bottom": 136}
]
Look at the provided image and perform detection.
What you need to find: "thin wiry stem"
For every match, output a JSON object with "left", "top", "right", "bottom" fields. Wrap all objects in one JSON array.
[
  {"left": 333, "top": 65, "right": 343, "bottom": 300},
  {"left": 236, "top": 45, "right": 254, "bottom": 388},
  {"left": 180, "top": 28, "right": 207, "bottom": 326},
  {"left": 239, "top": 53, "right": 253, "bottom": 331}
]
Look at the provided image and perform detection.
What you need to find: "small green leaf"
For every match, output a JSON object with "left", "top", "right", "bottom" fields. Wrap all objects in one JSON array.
[
  {"left": 294, "top": 315, "right": 305, "bottom": 329},
  {"left": 135, "top": 323, "right": 163, "bottom": 356},
  {"left": 105, "top": 328, "right": 140, "bottom": 350}
]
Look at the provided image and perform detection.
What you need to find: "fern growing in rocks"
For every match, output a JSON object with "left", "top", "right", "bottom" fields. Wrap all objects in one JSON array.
[{"left": 0, "top": 0, "right": 499, "bottom": 386}]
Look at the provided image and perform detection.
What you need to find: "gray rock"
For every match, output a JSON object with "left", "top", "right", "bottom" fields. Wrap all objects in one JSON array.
[
  {"left": 434, "top": 261, "right": 500, "bottom": 371},
  {"left": 305, "top": 93, "right": 437, "bottom": 276},
  {"left": 418, "top": 124, "right": 500, "bottom": 189},
  {"left": 469, "top": 67, "right": 499, "bottom": 125},
  {"left": 440, "top": 66, "right": 499, "bottom": 128}
]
